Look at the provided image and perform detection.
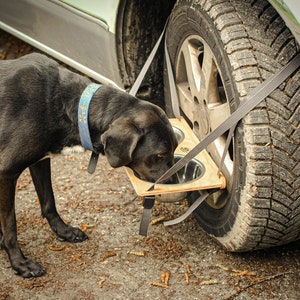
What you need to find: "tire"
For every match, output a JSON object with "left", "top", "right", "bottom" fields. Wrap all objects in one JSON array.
[
  {"left": 116, "top": 0, "right": 174, "bottom": 108},
  {"left": 165, "top": 0, "right": 300, "bottom": 251}
]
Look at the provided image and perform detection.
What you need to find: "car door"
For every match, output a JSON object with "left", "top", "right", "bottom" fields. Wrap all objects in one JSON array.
[{"left": 0, "top": 0, "right": 122, "bottom": 87}]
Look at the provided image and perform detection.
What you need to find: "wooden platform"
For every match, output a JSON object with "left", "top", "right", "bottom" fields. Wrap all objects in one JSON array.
[{"left": 125, "top": 117, "right": 226, "bottom": 197}]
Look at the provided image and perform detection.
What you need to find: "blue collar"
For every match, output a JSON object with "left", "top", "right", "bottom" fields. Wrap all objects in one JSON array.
[{"left": 78, "top": 83, "right": 102, "bottom": 151}]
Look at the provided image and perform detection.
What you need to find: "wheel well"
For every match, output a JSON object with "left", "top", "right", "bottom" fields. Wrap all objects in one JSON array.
[{"left": 116, "top": 0, "right": 175, "bottom": 108}]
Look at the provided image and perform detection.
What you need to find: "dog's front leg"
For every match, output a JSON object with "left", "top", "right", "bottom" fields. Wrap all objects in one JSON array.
[
  {"left": 0, "top": 174, "right": 45, "bottom": 277},
  {"left": 29, "top": 158, "right": 88, "bottom": 243}
]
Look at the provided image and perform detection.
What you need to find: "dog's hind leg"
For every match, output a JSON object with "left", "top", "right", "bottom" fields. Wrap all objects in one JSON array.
[
  {"left": 29, "top": 158, "right": 88, "bottom": 243},
  {"left": 0, "top": 174, "right": 45, "bottom": 277}
]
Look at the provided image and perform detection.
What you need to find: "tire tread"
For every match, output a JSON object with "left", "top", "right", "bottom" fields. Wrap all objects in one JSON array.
[
  {"left": 169, "top": 0, "right": 300, "bottom": 251},
  {"left": 216, "top": 0, "right": 300, "bottom": 249}
]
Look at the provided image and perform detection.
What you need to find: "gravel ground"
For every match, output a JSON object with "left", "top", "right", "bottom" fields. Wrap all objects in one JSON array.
[{"left": 1, "top": 30, "right": 300, "bottom": 300}]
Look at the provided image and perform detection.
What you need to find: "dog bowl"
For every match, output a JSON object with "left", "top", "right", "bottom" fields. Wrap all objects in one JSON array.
[
  {"left": 173, "top": 155, "right": 205, "bottom": 183},
  {"left": 172, "top": 126, "right": 185, "bottom": 144},
  {"left": 125, "top": 117, "right": 226, "bottom": 200},
  {"left": 155, "top": 154, "right": 205, "bottom": 202}
]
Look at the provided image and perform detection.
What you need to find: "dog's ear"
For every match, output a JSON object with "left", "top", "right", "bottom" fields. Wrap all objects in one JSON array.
[{"left": 101, "top": 118, "right": 142, "bottom": 168}]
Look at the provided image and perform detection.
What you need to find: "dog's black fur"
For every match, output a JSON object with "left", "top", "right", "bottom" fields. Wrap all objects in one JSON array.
[{"left": 0, "top": 53, "right": 177, "bottom": 277}]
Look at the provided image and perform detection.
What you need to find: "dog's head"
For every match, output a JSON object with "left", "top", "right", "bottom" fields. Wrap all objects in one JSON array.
[{"left": 100, "top": 102, "right": 178, "bottom": 182}]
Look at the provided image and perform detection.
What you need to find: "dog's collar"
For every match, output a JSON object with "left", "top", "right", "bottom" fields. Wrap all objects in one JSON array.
[
  {"left": 78, "top": 83, "right": 102, "bottom": 174},
  {"left": 78, "top": 83, "right": 102, "bottom": 151}
]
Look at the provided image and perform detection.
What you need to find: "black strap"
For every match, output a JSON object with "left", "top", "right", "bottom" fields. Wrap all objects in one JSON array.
[
  {"left": 152, "top": 51, "right": 300, "bottom": 186},
  {"left": 128, "top": 16, "right": 300, "bottom": 190},
  {"left": 87, "top": 152, "right": 99, "bottom": 174},
  {"left": 128, "top": 20, "right": 300, "bottom": 235},
  {"left": 139, "top": 196, "right": 155, "bottom": 236},
  {"left": 163, "top": 190, "right": 218, "bottom": 226}
]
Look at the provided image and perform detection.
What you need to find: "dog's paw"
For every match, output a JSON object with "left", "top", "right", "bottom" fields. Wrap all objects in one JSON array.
[
  {"left": 12, "top": 259, "right": 46, "bottom": 278},
  {"left": 56, "top": 226, "right": 88, "bottom": 243}
]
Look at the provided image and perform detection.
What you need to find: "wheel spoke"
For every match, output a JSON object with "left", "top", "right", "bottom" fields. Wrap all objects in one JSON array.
[
  {"left": 207, "top": 102, "right": 231, "bottom": 131},
  {"left": 201, "top": 44, "right": 220, "bottom": 105},
  {"left": 176, "top": 38, "right": 202, "bottom": 120},
  {"left": 181, "top": 39, "right": 201, "bottom": 94}
]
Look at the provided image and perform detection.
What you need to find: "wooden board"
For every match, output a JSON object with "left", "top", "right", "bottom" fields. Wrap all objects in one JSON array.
[{"left": 125, "top": 117, "right": 226, "bottom": 197}]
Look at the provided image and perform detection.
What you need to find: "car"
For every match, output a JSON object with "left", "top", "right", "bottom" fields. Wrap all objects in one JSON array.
[{"left": 0, "top": 0, "right": 299, "bottom": 252}]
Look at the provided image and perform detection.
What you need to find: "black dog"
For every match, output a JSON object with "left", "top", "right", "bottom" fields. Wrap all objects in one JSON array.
[{"left": 0, "top": 53, "right": 177, "bottom": 277}]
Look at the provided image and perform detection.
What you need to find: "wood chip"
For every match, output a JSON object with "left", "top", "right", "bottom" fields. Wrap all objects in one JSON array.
[
  {"left": 231, "top": 269, "right": 257, "bottom": 277},
  {"left": 160, "top": 270, "right": 171, "bottom": 285},
  {"left": 216, "top": 264, "right": 230, "bottom": 271},
  {"left": 216, "top": 264, "right": 256, "bottom": 276},
  {"left": 93, "top": 207, "right": 103, "bottom": 212},
  {"left": 150, "top": 282, "right": 170, "bottom": 288},
  {"left": 98, "top": 277, "right": 106, "bottom": 288},
  {"left": 151, "top": 216, "right": 166, "bottom": 225},
  {"left": 81, "top": 223, "right": 95, "bottom": 232},
  {"left": 48, "top": 244, "right": 65, "bottom": 251},
  {"left": 185, "top": 263, "right": 191, "bottom": 274},
  {"left": 67, "top": 254, "right": 82, "bottom": 263},
  {"left": 184, "top": 263, "right": 191, "bottom": 285},
  {"left": 165, "top": 270, "right": 171, "bottom": 285},
  {"left": 81, "top": 223, "right": 87, "bottom": 232},
  {"left": 128, "top": 251, "right": 147, "bottom": 257},
  {"left": 185, "top": 272, "right": 190, "bottom": 285},
  {"left": 200, "top": 279, "right": 218, "bottom": 285},
  {"left": 100, "top": 252, "right": 116, "bottom": 262}
]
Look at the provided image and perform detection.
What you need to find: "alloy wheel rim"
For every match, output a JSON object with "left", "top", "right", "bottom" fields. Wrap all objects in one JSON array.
[{"left": 175, "top": 35, "right": 233, "bottom": 209}]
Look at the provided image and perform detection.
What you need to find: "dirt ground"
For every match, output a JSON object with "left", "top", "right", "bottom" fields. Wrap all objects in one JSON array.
[{"left": 1, "top": 30, "right": 300, "bottom": 300}]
